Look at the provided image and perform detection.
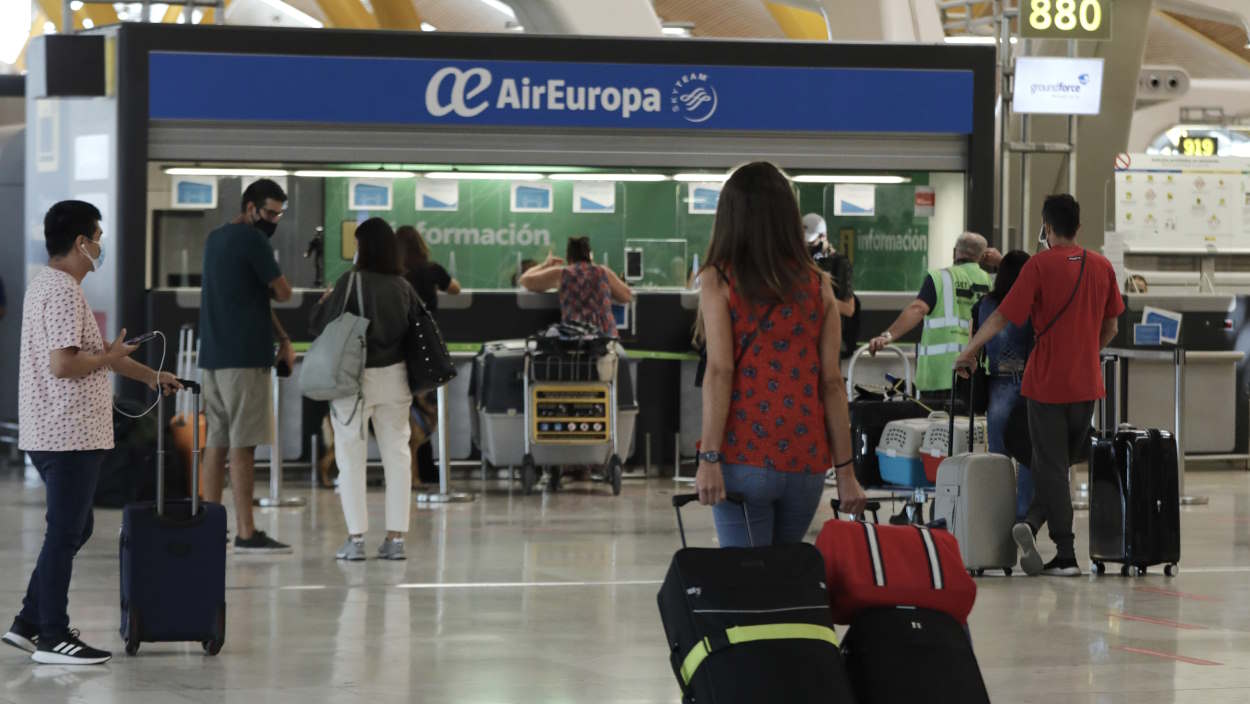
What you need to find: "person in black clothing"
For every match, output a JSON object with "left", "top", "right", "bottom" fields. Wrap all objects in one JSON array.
[
  {"left": 803, "top": 214, "right": 858, "bottom": 357},
  {"left": 397, "top": 225, "right": 460, "bottom": 312},
  {"left": 396, "top": 226, "right": 460, "bottom": 486}
]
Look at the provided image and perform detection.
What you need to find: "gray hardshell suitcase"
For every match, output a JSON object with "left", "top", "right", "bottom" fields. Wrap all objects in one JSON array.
[{"left": 932, "top": 370, "right": 1017, "bottom": 576}]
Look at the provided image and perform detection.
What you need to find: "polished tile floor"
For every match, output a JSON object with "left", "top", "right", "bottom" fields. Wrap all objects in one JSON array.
[{"left": 1, "top": 461, "right": 1249, "bottom": 703}]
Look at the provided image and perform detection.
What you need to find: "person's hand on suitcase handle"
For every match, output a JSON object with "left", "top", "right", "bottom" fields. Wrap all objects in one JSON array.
[
  {"left": 953, "top": 350, "right": 977, "bottom": 379},
  {"left": 695, "top": 460, "right": 727, "bottom": 506},
  {"left": 673, "top": 492, "right": 744, "bottom": 508},
  {"left": 148, "top": 371, "right": 183, "bottom": 396},
  {"left": 833, "top": 465, "right": 869, "bottom": 517}
]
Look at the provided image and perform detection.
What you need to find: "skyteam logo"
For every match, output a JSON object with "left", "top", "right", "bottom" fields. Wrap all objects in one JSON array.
[{"left": 670, "top": 72, "right": 718, "bottom": 123}]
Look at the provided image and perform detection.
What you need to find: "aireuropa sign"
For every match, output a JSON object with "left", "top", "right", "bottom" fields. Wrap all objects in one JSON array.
[
  {"left": 148, "top": 53, "right": 974, "bottom": 134},
  {"left": 1012, "top": 56, "right": 1105, "bottom": 115}
]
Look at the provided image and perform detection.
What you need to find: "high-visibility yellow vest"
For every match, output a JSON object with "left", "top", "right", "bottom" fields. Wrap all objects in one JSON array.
[{"left": 915, "top": 262, "right": 991, "bottom": 392}]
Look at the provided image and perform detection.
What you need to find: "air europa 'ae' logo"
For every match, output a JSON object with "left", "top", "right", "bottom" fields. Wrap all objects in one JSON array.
[
  {"left": 670, "top": 72, "right": 718, "bottom": 123},
  {"left": 426, "top": 67, "right": 493, "bottom": 118}
]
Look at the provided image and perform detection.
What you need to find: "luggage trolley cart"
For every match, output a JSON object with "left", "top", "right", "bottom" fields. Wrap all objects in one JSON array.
[{"left": 520, "top": 337, "right": 625, "bottom": 496}]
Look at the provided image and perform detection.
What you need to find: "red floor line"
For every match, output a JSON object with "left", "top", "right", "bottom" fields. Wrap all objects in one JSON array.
[
  {"left": 1133, "top": 586, "right": 1222, "bottom": 602},
  {"left": 1114, "top": 646, "right": 1223, "bottom": 666},
  {"left": 1108, "top": 612, "right": 1207, "bottom": 630}
]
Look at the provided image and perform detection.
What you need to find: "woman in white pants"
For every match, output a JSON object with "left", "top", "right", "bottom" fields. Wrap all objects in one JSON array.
[{"left": 310, "top": 218, "right": 421, "bottom": 561}]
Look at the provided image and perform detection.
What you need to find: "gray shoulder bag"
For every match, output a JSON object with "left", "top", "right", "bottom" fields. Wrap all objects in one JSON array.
[{"left": 299, "top": 271, "right": 369, "bottom": 422}]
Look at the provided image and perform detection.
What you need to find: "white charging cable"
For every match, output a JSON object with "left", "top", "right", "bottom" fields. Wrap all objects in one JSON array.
[{"left": 114, "top": 330, "right": 169, "bottom": 420}]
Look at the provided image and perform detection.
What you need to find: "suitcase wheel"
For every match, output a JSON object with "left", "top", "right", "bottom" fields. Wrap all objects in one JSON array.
[
  {"left": 202, "top": 603, "right": 226, "bottom": 656},
  {"left": 1091, "top": 561, "right": 1106, "bottom": 576},
  {"left": 1165, "top": 563, "right": 1178, "bottom": 577},
  {"left": 124, "top": 609, "right": 140, "bottom": 656},
  {"left": 1004, "top": 567, "right": 1013, "bottom": 577},
  {"left": 521, "top": 456, "right": 538, "bottom": 496},
  {"left": 608, "top": 455, "right": 623, "bottom": 497}
]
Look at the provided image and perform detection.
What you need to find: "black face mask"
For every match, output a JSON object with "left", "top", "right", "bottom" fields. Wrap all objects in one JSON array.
[{"left": 254, "top": 215, "right": 278, "bottom": 238}]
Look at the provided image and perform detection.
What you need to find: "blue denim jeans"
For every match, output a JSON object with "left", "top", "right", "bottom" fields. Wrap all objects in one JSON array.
[
  {"left": 986, "top": 376, "right": 1033, "bottom": 521},
  {"left": 712, "top": 464, "right": 826, "bottom": 547},
  {"left": 17, "top": 450, "right": 104, "bottom": 641}
]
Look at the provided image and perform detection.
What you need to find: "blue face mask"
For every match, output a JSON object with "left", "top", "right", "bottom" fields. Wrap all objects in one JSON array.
[{"left": 80, "top": 239, "right": 104, "bottom": 272}]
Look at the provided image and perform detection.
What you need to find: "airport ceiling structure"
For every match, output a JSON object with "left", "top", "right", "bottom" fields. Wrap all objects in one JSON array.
[{"left": 1, "top": 0, "right": 1248, "bottom": 84}]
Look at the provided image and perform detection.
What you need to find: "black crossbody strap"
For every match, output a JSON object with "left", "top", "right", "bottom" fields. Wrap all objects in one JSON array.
[
  {"left": 736, "top": 302, "right": 778, "bottom": 368},
  {"left": 1035, "top": 249, "right": 1086, "bottom": 340}
]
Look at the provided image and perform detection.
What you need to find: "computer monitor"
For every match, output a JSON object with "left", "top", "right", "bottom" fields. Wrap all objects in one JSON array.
[{"left": 612, "top": 302, "right": 631, "bottom": 332}]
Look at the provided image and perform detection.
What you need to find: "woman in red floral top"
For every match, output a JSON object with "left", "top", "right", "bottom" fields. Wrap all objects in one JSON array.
[
  {"left": 518, "top": 236, "right": 632, "bottom": 337},
  {"left": 695, "top": 162, "right": 866, "bottom": 546}
]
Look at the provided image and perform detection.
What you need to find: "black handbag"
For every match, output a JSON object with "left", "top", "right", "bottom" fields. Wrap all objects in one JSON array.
[{"left": 405, "top": 297, "right": 457, "bottom": 394}]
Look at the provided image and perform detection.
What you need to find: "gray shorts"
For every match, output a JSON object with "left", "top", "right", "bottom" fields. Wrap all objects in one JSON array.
[{"left": 202, "top": 368, "right": 272, "bottom": 449}]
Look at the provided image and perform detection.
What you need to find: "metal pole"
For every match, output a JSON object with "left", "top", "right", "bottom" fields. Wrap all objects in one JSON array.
[
  {"left": 417, "top": 386, "right": 475, "bottom": 504},
  {"left": 63, "top": 0, "right": 74, "bottom": 33},
  {"left": 645, "top": 433, "right": 652, "bottom": 477},
  {"left": 310, "top": 435, "right": 319, "bottom": 488},
  {"left": 1176, "top": 348, "right": 1208, "bottom": 505},
  {"left": 255, "top": 368, "right": 305, "bottom": 508},
  {"left": 1067, "top": 40, "right": 1079, "bottom": 195},
  {"left": 998, "top": 2, "right": 1013, "bottom": 251}
]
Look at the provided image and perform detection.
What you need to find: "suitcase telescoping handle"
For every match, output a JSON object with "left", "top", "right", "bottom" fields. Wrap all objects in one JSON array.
[
  {"left": 948, "top": 365, "right": 979, "bottom": 457},
  {"left": 156, "top": 378, "right": 202, "bottom": 518},
  {"left": 830, "top": 498, "right": 882, "bottom": 523},
  {"left": 673, "top": 493, "right": 750, "bottom": 549}
]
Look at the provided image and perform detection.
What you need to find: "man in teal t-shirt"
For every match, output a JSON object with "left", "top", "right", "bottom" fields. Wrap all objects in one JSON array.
[{"left": 199, "top": 178, "right": 295, "bottom": 555}]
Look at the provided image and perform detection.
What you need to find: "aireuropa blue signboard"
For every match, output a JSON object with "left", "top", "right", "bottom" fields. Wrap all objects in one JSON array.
[{"left": 149, "top": 52, "right": 974, "bottom": 134}]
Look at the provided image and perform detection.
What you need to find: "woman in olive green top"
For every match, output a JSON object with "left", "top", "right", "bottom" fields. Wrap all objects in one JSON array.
[{"left": 310, "top": 218, "right": 420, "bottom": 562}]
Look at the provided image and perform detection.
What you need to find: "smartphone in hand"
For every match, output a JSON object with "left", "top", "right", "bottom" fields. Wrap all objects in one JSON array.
[{"left": 125, "top": 332, "right": 159, "bottom": 346}]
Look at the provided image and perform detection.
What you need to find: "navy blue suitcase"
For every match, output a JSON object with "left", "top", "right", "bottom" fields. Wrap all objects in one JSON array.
[{"left": 119, "top": 380, "right": 226, "bottom": 655}]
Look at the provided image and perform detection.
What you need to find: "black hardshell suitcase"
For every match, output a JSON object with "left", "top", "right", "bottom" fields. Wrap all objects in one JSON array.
[
  {"left": 1089, "top": 427, "right": 1181, "bottom": 577},
  {"left": 850, "top": 397, "right": 929, "bottom": 488},
  {"left": 119, "top": 380, "right": 227, "bottom": 655},
  {"left": 841, "top": 607, "right": 990, "bottom": 704},
  {"left": 657, "top": 494, "right": 855, "bottom": 704}
]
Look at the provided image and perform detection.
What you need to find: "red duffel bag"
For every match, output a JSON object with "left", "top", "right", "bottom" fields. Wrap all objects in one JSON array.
[{"left": 816, "top": 503, "right": 976, "bottom": 625}]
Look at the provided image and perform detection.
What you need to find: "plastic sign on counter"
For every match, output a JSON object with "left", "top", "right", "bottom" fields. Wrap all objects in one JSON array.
[
  {"left": 148, "top": 54, "right": 974, "bottom": 135},
  {"left": 1141, "top": 307, "right": 1182, "bottom": 346}
]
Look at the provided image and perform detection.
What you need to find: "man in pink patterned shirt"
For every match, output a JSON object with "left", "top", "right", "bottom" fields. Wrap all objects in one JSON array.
[{"left": 3, "top": 201, "right": 178, "bottom": 666}]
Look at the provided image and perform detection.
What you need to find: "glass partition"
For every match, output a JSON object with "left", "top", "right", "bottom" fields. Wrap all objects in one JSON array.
[{"left": 148, "top": 164, "right": 963, "bottom": 294}]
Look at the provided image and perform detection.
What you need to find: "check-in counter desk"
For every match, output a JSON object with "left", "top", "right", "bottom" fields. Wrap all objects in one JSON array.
[
  {"left": 1109, "top": 294, "right": 1249, "bottom": 462},
  {"left": 147, "top": 287, "right": 701, "bottom": 467}
]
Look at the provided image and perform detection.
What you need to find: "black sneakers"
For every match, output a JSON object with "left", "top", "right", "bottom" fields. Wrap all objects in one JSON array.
[
  {"left": 1042, "top": 557, "right": 1082, "bottom": 577},
  {"left": 2, "top": 618, "right": 38, "bottom": 654},
  {"left": 31, "top": 630, "right": 111, "bottom": 665},
  {"left": 233, "top": 530, "right": 293, "bottom": 554}
]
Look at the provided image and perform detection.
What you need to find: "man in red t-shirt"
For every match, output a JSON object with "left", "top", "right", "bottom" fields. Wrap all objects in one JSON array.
[{"left": 955, "top": 195, "right": 1124, "bottom": 577}]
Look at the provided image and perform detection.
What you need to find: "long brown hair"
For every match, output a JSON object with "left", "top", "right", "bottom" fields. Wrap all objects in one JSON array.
[
  {"left": 354, "top": 218, "right": 404, "bottom": 275},
  {"left": 694, "top": 162, "right": 817, "bottom": 344},
  {"left": 703, "top": 162, "right": 816, "bottom": 302},
  {"left": 396, "top": 224, "right": 429, "bottom": 272}
]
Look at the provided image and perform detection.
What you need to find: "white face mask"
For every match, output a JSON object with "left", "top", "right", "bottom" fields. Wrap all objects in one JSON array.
[{"left": 80, "top": 240, "right": 104, "bottom": 272}]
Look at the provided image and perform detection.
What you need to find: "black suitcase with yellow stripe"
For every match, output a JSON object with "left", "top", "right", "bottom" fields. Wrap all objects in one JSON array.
[{"left": 657, "top": 494, "right": 855, "bottom": 703}]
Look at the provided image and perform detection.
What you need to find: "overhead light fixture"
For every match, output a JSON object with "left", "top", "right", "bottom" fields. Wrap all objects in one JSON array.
[
  {"left": 792, "top": 175, "right": 911, "bottom": 184},
  {"left": 164, "top": 167, "right": 290, "bottom": 176},
  {"left": 943, "top": 35, "right": 1017, "bottom": 45},
  {"left": 549, "top": 173, "right": 669, "bottom": 182},
  {"left": 481, "top": 0, "right": 517, "bottom": 20},
  {"left": 421, "top": 21, "right": 437, "bottom": 31},
  {"left": 293, "top": 170, "right": 416, "bottom": 178},
  {"left": 70, "top": 0, "right": 83, "bottom": 10},
  {"left": 425, "top": 171, "right": 544, "bottom": 181},
  {"left": 82, "top": 18, "right": 95, "bottom": 28},
  {"left": 662, "top": 22, "right": 694, "bottom": 37},
  {"left": 673, "top": 173, "right": 729, "bottom": 182}
]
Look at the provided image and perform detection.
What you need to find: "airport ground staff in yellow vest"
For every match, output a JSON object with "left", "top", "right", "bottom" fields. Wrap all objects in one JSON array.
[{"left": 867, "top": 232, "right": 1001, "bottom": 394}]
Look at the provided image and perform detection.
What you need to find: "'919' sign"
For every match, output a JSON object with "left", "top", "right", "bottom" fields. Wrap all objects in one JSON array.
[{"left": 1021, "top": 0, "right": 1111, "bottom": 41}]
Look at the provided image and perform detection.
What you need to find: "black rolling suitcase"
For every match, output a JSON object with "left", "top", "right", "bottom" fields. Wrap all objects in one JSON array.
[
  {"left": 119, "top": 379, "right": 227, "bottom": 655},
  {"left": 1089, "top": 427, "right": 1181, "bottom": 577},
  {"left": 657, "top": 494, "right": 855, "bottom": 703},
  {"left": 841, "top": 607, "right": 990, "bottom": 704}
]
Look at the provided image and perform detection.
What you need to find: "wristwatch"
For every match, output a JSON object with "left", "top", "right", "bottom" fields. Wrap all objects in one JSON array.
[
  {"left": 698, "top": 450, "right": 724, "bottom": 464},
  {"left": 879, "top": 331, "right": 893, "bottom": 342}
]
